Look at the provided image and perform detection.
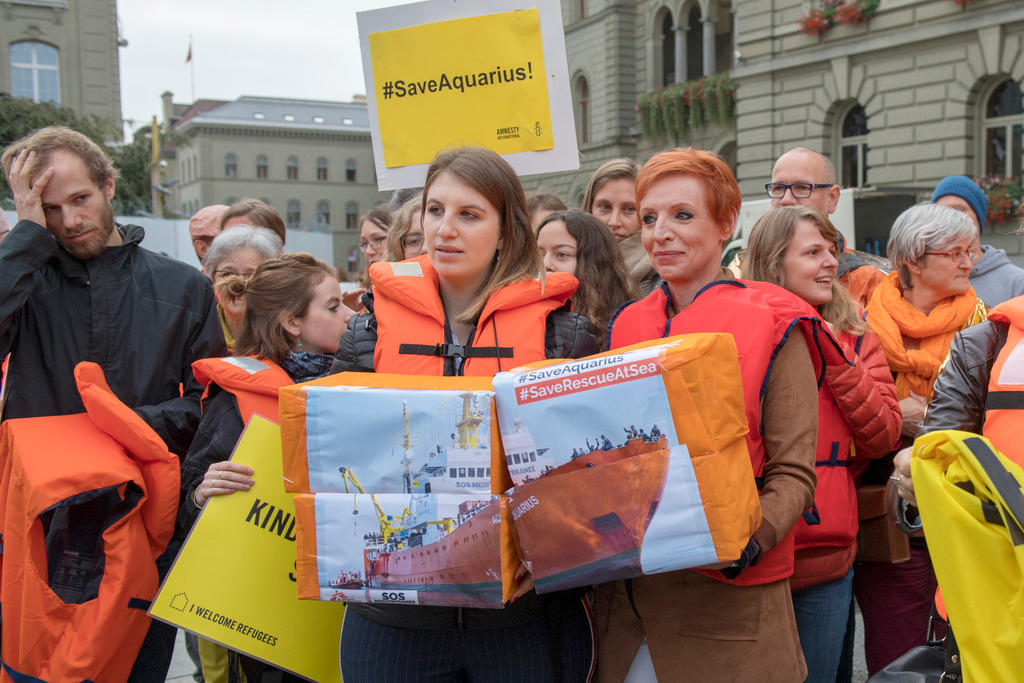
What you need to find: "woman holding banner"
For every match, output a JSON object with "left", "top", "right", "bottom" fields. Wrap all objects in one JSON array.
[
  {"left": 178, "top": 253, "right": 351, "bottom": 683},
  {"left": 601, "top": 148, "right": 830, "bottom": 681},
  {"left": 742, "top": 206, "right": 901, "bottom": 682},
  {"left": 332, "top": 147, "right": 599, "bottom": 682}
]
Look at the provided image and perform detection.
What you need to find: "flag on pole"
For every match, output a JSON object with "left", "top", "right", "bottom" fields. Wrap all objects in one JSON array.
[{"left": 185, "top": 36, "right": 192, "bottom": 64}]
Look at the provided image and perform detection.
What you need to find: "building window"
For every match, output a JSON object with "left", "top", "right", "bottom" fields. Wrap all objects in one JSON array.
[
  {"left": 686, "top": 6, "right": 703, "bottom": 82},
  {"left": 345, "top": 201, "right": 359, "bottom": 230},
  {"left": 317, "top": 157, "right": 329, "bottom": 181},
  {"left": 573, "top": 76, "right": 590, "bottom": 145},
  {"left": 316, "top": 200, "right": 330, "bottom": 229},
  {"left": 983, "top": 79, "right": 1024, "bottom": 179},
  {"left": 345, "top": 158, "right": 357, "bottom": 182},
  {"left": 661, "top": 11, "right": 674, "bottom": 87},
  {"left": 839, "top": 104, "right": 869, "bottom": 187},
  {"left": 287, "top": 199, "right": 301, "bottom": 228},
  {"left": 256, "top": 155, "right": 268, "bottom": 179},
  {"left": 225, "top": 153, "right": 237, "bottom": 178},
  {"left": 286, "top": 156, "right": 299, "bottom": 180},
  {"left": 10, "top": 41, "right": 59, "bottom": 104}
]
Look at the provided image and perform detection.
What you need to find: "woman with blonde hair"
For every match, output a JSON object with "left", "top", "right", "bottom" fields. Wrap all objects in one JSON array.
[
  {"left": 333, "top": 146, "right": 598, "bottom": 682},
  {"left": 384, "top": 196, "right": 427, "bottom": 261},
  {"left": 582, "top": 158, "right": 659, "bottom": 296},
  {"left": 743, "top": 206, "right": 901, "bottom": 682}
]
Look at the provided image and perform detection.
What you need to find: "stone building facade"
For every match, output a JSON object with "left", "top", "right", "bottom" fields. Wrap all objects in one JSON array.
[
  {"left": 163, "top": 94, "right": 389, "bottom": 270},
  {"left": 0, "top": 0, "right": 123, "bottom": 129},
  {"left": 528, "top": 0, "right": 1024, "bottom": 247}
]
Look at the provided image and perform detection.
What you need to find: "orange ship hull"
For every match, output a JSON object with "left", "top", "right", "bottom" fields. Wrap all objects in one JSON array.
[
  {"left": 508, "top": 439, "right": 670, "bottom": 593},
  {"left": 365, "top": 497, "right": 503, "bottom": 607}
]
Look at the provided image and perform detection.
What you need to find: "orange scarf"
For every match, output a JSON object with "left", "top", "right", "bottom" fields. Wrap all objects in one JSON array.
[{"left": 866, "top": 271, "right": 982, "bottom": 399}]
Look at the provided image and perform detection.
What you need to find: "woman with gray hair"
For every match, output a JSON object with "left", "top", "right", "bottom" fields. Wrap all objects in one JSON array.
[
  {"left": 856, "top": 202, "right": 987, "bottom": 675},
  {"left": 203, "top": 225, "right": 283, "bottom": 353}
]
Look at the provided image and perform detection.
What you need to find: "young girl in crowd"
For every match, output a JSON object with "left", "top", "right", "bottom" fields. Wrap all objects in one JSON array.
[
  {"left": 385, "top": 196, "right": 427, "bottom": 261},
  {"left": 332, "top": 147, "right": 599, "bottom": 682},
  {"left": 178, "top": 253, "right": 351, "bottom": 682},
  {"left": 536, "top": 209, "right": 634, "bottom": 346},
  {"left": 743, "top": 206, "right": 901, "bottom": 683},
  {"left": 581, "top": 158, "right": 659, "bottom": 296}
]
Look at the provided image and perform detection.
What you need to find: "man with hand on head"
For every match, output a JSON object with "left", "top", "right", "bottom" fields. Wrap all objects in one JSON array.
[
  {"left": 931, "top": 175, "right": 1024, "bottom": 307},
  {"left": 0, "top": 126, "right": 226, "bottom": 681},
  {"left": 769, "top": 146, "right": 885, "bottom": 306}
]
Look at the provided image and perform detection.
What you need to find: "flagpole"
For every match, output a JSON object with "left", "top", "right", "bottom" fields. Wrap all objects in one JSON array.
[{"left": 188, "top": 34, "right": 195, "bottom": 102}]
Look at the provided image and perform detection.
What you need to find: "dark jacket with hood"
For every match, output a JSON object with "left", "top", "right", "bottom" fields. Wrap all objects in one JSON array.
[{"left": 0, "top": 219, "right": 226, "bottom": 456}]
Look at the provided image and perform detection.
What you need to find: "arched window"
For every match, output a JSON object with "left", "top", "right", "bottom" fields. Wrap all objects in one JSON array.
[
  {"left": 346, "top": 158, "right": 357, "bottom": 182},
  {"left": 286, "top": 156, "right": 299, "bottom": 180},
  {"left": 574, "top": 76, "right": 590, "bottom": 145},
  {"left": 317, "top": 157, "right": 329, "bottom": 181},
  {"left": 345, "top": 201, "right": 360, "bottom": 230},
  {"left": 839, "top": 105, "right": 869, "bottom": 187},
  {"left": 316, "top": 200, "right": 331, "bottom": 229},
  {"left": 686, "top": 6, "right": 703, "bottom": 81},
  {"left": 287, "top": 200, "right": 301, "bottom": 228},
  {"left": 10, "top": 41, "right": 59, "bottom": 104},
  {"left": 661, "top": 11, "right": 675, "bottom": 87},
  {"left": 224, "top": 153, "right": 237, "bottom": 178},
  {"left": 983, "top": 79, "right": 1024, "bottom": 178},
  {"left": 256, "top": 155, "right": 268, "bottom": 179}
]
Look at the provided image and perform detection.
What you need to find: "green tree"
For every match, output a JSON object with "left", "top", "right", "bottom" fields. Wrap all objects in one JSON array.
[{"left": 0, "top": 93, "right": 162, "bottom": 215}]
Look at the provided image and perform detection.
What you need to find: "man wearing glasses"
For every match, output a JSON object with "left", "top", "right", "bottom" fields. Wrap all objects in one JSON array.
[
  {"left": 931, "top": 175, "right": 1024, "bottom": 307},
  {"left": 768, "top": 147, "right": 884, "bottom": 305},
  {"left": 188, "top": 204, "right": 228, "bottom": 264}
]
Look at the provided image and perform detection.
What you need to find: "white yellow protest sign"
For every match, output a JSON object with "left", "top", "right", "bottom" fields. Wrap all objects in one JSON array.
[
  {"left": 369, "top": 9, "right": 552, "bottom": 168},
  {"left": 358, "top": 0, "right": 578, "bottom": 190},
  {"left": 149, "top": 417, "right": 344, "bottom": 682}
]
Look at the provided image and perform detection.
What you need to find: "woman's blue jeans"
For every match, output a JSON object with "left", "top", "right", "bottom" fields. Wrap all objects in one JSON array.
[{"left": 792, "top": 568, "right": 854, "bottom": 683}]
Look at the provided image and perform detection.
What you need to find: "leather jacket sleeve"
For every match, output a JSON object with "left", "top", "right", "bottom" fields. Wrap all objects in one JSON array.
[
  {"left": 824, "top": 329, "right": 902, "bottom": 459},
  {"left": 920, "top": 321, "right": 1005, "bottom": 435}
]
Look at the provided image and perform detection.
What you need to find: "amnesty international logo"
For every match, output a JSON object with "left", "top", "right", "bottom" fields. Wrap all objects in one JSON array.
[{"left": 534, "top": 121, "right": 543, "bottom": 136}]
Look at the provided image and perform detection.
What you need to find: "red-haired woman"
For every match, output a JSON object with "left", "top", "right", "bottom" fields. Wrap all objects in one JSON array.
[{"left": 598, "top": 148, "right": 830, "bottom": 681}]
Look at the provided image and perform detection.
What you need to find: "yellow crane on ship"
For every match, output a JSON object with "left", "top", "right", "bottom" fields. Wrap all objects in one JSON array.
[{"left": 338, "top": 466, "right": 456, "bottom": 545}]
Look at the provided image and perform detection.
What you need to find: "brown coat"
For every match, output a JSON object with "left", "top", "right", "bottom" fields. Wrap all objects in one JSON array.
[{"left": 594, "top": 331, "right": 819, "bottom": 682}]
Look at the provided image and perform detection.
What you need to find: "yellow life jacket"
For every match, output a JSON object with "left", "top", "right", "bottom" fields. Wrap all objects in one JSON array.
[{"left": 912, "top": 429, "right": 1024, "bottom": 683}]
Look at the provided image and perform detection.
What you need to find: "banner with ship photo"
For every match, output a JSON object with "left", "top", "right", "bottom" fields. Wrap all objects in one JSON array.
[
  {"left": 295, "top": 491, "right": 507, "bottom": 608},
  {"left": 280, "top": 373, "right": 501, "bottom": 494},
  {"left": 494, "top": 333, "right": 763, "bottom": 592}
]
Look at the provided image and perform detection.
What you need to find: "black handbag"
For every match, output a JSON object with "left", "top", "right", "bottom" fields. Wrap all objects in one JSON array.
[{"left": 867, "top": 610, "right": 961, "bottom": 682}]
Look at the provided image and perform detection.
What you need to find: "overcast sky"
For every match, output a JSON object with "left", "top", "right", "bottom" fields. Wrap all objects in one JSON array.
[{"left": 117, "top": 0, "right": 399, "bottom": 133}]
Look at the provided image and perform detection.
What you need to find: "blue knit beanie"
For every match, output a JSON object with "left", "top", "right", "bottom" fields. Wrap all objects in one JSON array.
[{"left": 931, "top": 175, "right": 987, "bottom": 230}]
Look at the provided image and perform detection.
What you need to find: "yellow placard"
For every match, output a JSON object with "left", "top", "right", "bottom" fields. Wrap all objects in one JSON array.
[
  {"left": 149, "top": 417, "right": 344, "bottom": 682},
  {"left": 369, "top": 9, "right": 553, "bottom": 167}
]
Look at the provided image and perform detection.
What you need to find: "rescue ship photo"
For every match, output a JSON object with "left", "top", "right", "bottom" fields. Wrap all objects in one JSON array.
[
  {"left": 323, "top": 398, "right": 505, "bottom": 607},
  {"left": 508, "top": 430, "right": 673, "bottom": 593}
]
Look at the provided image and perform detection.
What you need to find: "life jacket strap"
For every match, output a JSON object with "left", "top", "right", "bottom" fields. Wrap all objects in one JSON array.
[
  {"left": 986, "top": 390, "right": 1024, "bottom": 411},
  {"left": 398, "top": 343, "right": 513, "bottom": 360}
]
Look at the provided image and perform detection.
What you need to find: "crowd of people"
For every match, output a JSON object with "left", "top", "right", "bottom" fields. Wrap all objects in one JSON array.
[{"left": 1, "top": 124, "right": 1023, "bottom": 683}]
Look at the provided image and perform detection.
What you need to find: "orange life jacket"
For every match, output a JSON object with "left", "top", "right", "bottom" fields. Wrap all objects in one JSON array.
[
  {"left": 192, "top": 356, "right": 292, "bottom": 426},
  {"left": 609, "top": 280, "right": 844, "bottom": 586},
  {"left": 0, "top": 362, "right": 179, "bottom": 683},
  {"left": 984, "top": 296, "right": 1024, "bottom": 466},
  {"left": 369, "top": 255, "right": 577, "bottom": 376}
]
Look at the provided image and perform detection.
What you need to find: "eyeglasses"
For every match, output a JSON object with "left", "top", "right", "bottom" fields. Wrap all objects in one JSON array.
[
  {"left": 765, "top": 182, "right": 834, "bottom": 199},
  {"left": 924, "top": 249, "right": 981, "bottom": 265},
  {"left": 192, "top": 236, "right": 214, "bottom": 248},
  {"left": 213, "top": 269, "right": 257, "bottom": 281},
  {"left": 401, "top": 233, "right": 424, "bottom": 250},
  {"left": 359, "top": 235, "right": 387, "bottom": 251}
]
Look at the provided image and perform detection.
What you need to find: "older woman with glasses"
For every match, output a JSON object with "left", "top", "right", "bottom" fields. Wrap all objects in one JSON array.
[
  {"left": 203, "top": 225, "right": 283, "bottom": 353},
  {"left": 856, "top": 202, "right": 987, "bottom": 675}
]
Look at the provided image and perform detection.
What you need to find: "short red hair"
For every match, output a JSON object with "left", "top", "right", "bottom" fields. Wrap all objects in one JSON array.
[{"left": 635, "top": 147, "right": 741, "bottom": 229}]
